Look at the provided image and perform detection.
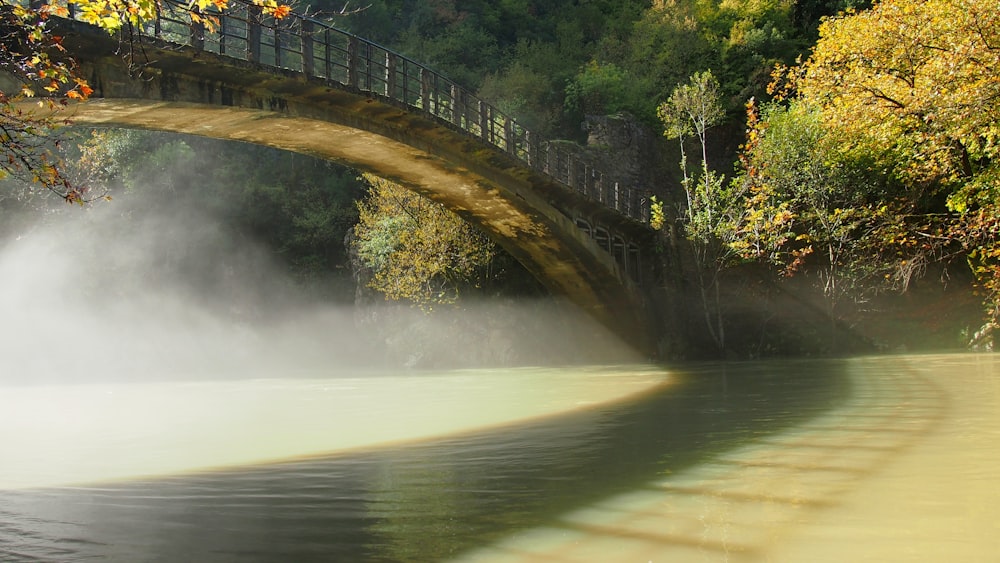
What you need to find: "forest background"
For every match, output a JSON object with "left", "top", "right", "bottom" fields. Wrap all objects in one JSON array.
[{"left": 2, "top": 0, "right": 997, "bottom": 359}]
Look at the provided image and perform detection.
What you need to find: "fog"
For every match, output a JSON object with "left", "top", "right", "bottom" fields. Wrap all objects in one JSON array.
[{"left": 0, "top": 190, "right": 641, "bottom": 385}]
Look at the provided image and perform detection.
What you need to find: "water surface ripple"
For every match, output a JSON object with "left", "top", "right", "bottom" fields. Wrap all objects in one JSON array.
[{"left": 7, "top": 356, "right": 986, "bottom": 562}]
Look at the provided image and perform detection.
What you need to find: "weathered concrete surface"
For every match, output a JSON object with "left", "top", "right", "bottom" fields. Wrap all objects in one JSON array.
[{"left": 17, "top": 19, "right": 656, "bottom": 354}]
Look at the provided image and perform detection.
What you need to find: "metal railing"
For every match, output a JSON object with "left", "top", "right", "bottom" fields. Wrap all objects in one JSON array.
[{"left": 49, "top": 0, "right": 650, "bottom": 223}]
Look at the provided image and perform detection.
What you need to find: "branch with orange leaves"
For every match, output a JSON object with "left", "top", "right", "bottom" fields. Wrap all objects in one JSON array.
[
  {"left": 1, "top": 0, "right": 298, "bottom": 203},
  {"left": 59, "top": 0, "right": 291, "bottom": 34},
  {"left": 1, "top": 2, "right": 99, "bottom": 202},
  {"left": 0, "top": 93, "right": 95, "bottom": 203}
]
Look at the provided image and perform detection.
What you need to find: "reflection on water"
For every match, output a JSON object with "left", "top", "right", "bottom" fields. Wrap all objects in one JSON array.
[{"left": 2, "top": 354, "right": 997, "bottom": 561}]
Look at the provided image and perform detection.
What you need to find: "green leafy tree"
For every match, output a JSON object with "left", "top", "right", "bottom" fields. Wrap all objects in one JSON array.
[
  {"left": 732, "top": 98, "right": 910, "bottom": 316},
  {"left": 342, "top": 0, "right": 648, "bottom": 136},
  {"left": 618, "top": 1, "right": 715, "bottom": 123},
  {"left": 564, "top": 60, "right": 635, "bottom": 117},
  {"left": 658, "top": 70, "right": 744, "bottom": 351},
  {"left": 608, "top": 0, "right": 808, "bottom": 124},
  {"left": 477, "top": 60, "right": 562, "bottom": 136},
  {"left": 689, "top": 0, "right": 801, "bottom": 101},
  {"left": 659, "top": 70, "right": 724, "bottom": 217}
]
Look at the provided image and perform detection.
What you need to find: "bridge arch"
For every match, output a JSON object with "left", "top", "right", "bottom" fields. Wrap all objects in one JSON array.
[{"left": 11, "top": 2, "right": 658, "bottom": 353}]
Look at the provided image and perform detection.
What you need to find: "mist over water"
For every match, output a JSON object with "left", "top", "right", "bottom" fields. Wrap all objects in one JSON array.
[
  {"left": 0, "top": 190, "right": 641, "bottom": 385},
  {"left": 1, "top": 197, "right": 347, "bottom": 382},
  {"left": 0, "top": 185, "right": 657, "bottom": 491},
  {"left": 6, "top": 175, "right": 996, "bottom": 563}
]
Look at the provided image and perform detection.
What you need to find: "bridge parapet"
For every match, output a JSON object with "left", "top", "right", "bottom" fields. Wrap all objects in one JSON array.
[{"left": 90, "top": 0, "right": 650, "bottom": 225}]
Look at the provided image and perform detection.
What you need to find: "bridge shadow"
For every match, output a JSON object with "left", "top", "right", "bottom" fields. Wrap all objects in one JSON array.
[{"left": 451, "top": 357, "right": 949, "bottom": 562}]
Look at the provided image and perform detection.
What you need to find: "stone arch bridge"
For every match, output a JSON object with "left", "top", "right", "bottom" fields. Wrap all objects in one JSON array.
[{"left": 16, "top": 0, "right": 659, "bottom": 353}]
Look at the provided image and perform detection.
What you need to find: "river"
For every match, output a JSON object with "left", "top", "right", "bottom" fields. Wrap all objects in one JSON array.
[{"left": 1, "top": 353, "right": 997, "bottom": 561}]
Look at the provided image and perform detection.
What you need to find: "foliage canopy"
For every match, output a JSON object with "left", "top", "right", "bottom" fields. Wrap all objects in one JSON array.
[
  {"left": 352, "top": 174, "right": 496, "bottom": 307},
  {"left": 735, "top": 0, "right": 1000, "bottom": 342}
]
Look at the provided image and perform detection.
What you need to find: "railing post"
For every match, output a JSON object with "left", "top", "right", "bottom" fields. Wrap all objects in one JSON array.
[
  {"left": 347, "top": 35, "right": 359, "bottom": 89},
  {"left": 190, "top": 7, "right": 205, "bottom": 50},
  {"left": 385, "top": 52, "right": 395, "bottom": 98},
  {"left": 301, "top": 19, "right": 314, "bottom": 76},
  {"left": 248, "top": 5, "right": 262, "bottom": 63},
  {"left": 420, "top": 68, "right": 431, "bottom": 112},
  {"left": 323, "top": 29, "right": 332, "bottom": 80},
  {"left": 479, "top": 102, "right": 490, "bottom": 143},
  {"left": 274, "top": 19, "right": 282, "bottom": 67},
  {"left": 399, "top": 59, "right": 411, "bottom": 103},
  {"left": 525, "top": 130, "right": 539, "bottom": 168},
  {"left": 569, "top": 158, "right": 579, "bottom": 193},
  {"left": 153, "top": 2, "right": 160, "bottom": 37},
  {"left": 453, "top": 89, "right": 463, "bottom": 128},
  {"left": 551, "top": 147, "right": 562, "bottom": 181},
  {"left": 460, "top": 91, "right": 474, "bottom": 131},
  {"left": 219, "top": 10, "right": 227, "bottom": 55},
  {"left": 450, "top": 84, "right": 459, "bottom": 125},
  {"left": 504, "top": 118, "right": 514, "bottom": 154}
]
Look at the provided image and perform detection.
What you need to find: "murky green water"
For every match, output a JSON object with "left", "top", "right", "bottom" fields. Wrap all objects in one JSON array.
[{"left": 2, "top": 354, "right": 997, "bottom": 561}]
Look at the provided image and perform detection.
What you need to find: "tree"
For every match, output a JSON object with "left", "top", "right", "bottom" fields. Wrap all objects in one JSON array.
[
  {"left": 732, "top": 97, "right": 914, "bottom": 317},
  {"left": 768, "top": 0, "right": 1000, "bottom": 343},
  {"left": 477, "top": 62, "right": 555, "bottom": 136},
  {"left": 1, "top": 3, "right": 93, "bottom": 202},
  {"left": 622, "top": 1, "right": 714, "bottom": 117},
  {"left": 657, "top": 70, "right": 743, "bottom": 351},
  {"left": 564, "top": 60, "right": 645, "bottom": 118},
  {"left": 352, "top": 174, "right": 496, "bottom": 307},
  {"left": 658, "top": 70, "right": 724, "bottom": 216},
  {"left": 688, "top": 0, "right": 802, "bottom": 101},
  {"left": 789, "top": 0, "right": 999, "bottom": 197}
]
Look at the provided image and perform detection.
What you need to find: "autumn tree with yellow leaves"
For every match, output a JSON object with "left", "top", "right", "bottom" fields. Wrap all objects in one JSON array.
[
  {"left": 734, "top": 0, "right": 1000, "bottom": 344},
  {"left": 352, "top": 174, "right": 497, "bottom": 307}
]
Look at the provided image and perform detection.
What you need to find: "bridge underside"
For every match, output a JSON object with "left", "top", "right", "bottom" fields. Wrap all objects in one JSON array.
[{"left": 11, "top": 21, "right": 656, "bottom": 354}]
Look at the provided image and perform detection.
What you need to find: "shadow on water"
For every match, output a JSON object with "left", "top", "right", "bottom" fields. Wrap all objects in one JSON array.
[
  {"left": 1, "top": 360, "right": 856, "bottom": 562},
  {"left": 459, "top": 356, "right": 949, "bottom": 562}
]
